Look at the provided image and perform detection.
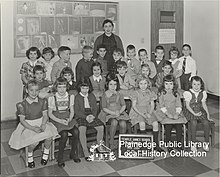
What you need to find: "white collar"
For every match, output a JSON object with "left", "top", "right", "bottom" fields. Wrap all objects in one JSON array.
[
  {"left": 29, "top": 60, "right": 37, "bottom": 67},
  {"left": 93, "top": 75, "right": 102, "bottom": 82},
  {"left": 80, "top": 92, "right": 88, "bottom": 98},
  {"left": 169, "top": 58, "right": 179, "bottom": 64},
  {"left": 69, "top": 80, "right": 73, "bottom": 85},
  {"left": 56, "top": 92, "right": 68, "bottom": 99},
  {"left": 26, "top": 97, "right": 38, "bottom": 104}
]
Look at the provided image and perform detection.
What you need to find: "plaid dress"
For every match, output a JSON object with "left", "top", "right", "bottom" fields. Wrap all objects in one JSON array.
[{"left": 74, "top": 93, "right": 104, "bottom": 127}]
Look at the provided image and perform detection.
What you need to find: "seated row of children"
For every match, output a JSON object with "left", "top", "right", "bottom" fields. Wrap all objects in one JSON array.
[{"left": 9, "top": 72, "right": 212, "bottom": 169}]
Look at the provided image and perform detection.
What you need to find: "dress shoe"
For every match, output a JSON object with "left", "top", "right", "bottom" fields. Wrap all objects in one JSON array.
[
  {"left": 167, "top": 147, "right": 174, "bottom": 153},
  {"left": 41, "top": 158, "right": 48, "bottom": 166},
  {"left": 155, "top": 146, "right": 165, "bottom": 152},
  {"left": 73, "top": 158, "right": 81, "bottom": 163},
  {"left": 28, "top": 161, "right": 35, "bottom": 168},
  {"left": 58, "top": 162, "right": 65, "bottom": 168},
  {"left": 85, "top": 157, "right": 91, "bottom": 162}
]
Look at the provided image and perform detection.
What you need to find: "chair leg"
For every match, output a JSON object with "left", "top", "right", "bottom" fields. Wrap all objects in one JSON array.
[
  {"left": 161, "top": 124, "right": 165, "bottom": 142},
  {"left": 25, "top": 146, "right": 28, "bottom": 167},
  {"left": 210, "top": 122, "right": 215, "bottom": 147},
  {"left": 105, "top": 125, "right": 109, "bottom": 148},
  {"left": 134, "top": 124, "right": 137, "bottom": 134},
  {"left": 187, "top": 122, "right": 191, "bottom": 145},
  {"left": 51, "top": 138, "right": 55, "bottom": 160},
  {"left": 183, "top": 124, "right": 186, "bottom": 149}
]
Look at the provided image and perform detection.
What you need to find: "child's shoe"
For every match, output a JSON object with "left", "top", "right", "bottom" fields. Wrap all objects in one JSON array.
[
  {"left": 191, "top": 146, "right": 197, "bottom": 152},
  {"left": 203, "top": 145, "right": 209, "bottom": 152},
  {"left": 28, "top": 161, "right": 35, "bottom": 168},
  {"left": 58, "top": 162, "right": 65, "bottom": 168},
  {"left": 41, "top": 148, "right": 49, "bottom": 166}
]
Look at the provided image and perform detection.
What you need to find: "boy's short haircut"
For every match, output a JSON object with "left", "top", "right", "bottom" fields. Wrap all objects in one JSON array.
[
  {"left": 42, "top": 47, "right": 55, "bottom": 59},
  {"left": 155, "top": 45, "right": 165, "bottom": 52},
  {"left": 116, "top": 60, "right": 127, "bottom": 69},
  {"left": 182, "top": 43, "right": 191, "bottom": 50},
  {"left": 33, "top": 65, "right": 44, "bottom": 75},
  {"left": 102, "top": 19, "right": 114, "bottom": 27},
  {"left": 138, "top": 48, "right": 147, "bottom": 56},
  {"left": 26, "top": 47, "right": 41, "bottom": 59},
  {"left": 113, "top": 48, "right": 123, "bottom": 55},
  {"left": 169, "top": 46, "right": 179, "bottom": 57},
  {"left": 82, "top": 45, "right": 93, "bottom": 54},
  {"left": 97, "top": 44, "right": 106, "bottom": 51},
  {"left": 26, "top": 79, "right": 39, "bottom": 90},
  {"left": 126, "top": 44, "right": 136, "bottom": 51},
  {"left": 57, "top": 46, "right": 71, "bottom": 58},
  {"left": 162, "top": 60, "right": 172, "bottom": 67}
]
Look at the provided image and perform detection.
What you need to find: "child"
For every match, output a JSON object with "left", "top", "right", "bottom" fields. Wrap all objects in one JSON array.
[
  {"left": 151, "top": 45, "right": 166, "bottom": 74},
  {"left": 122, "top": 44, "right": 141, "bottom": 80},
  {"left": 60, "top": 67, "right": 77, "bottom": 96},
  {"left": 20, "top": 47, "right": 45, "bottom": 98},
  {"left": 116, "top": 60, "right": 136, "bottom": 97},
  {"left": 98, "top": 73, "right": 129, "bottom": 149},
  {"left": 75, "top": 45, "right": 94, "bottom": 84},
  {"left": 155, "top": 75, "right": 187, "bottom": 152},
  {"left": 74, "top": 77, "right": 104, "bottom": 161},
  {"left": 137, "top": 63, "right": 155, "bottom": 87},
  {"left": 138, "top": 48, "right": 157, "bottom": 79},
  {"left": 51, "top": 46, "right": 72, "bottom": 83},
  {"left": 40, "top": 47, "right": 55, "bottom": 84},
  {"left": 178, "top": 44, "right": 197, "bottom": 91},
  {"left": 129, "top": 76, "right": 163, "bottom": 152},
  {"left": 109, "top": 48, "right": 124, "bottom": 74},
  {"left": 155, "top": 60, "right": 173, "bottom": 88},
  {"left": 93, "top": 44, "right": 108, "bottom": 76},
  {"left": 89, "top": 62, "right": 106, "bottom": 101},
  {"left": 9, "top": 80, "right": 58, "bottom": 168},
  {"left": 169, "top": 46, "right": 182, "bottom": 88},
  {"left": 183, "top": 76, "right": 212, "bottom": 152},
  {"left": 48, "top": 77, "right": 81, "bottom": 167}
]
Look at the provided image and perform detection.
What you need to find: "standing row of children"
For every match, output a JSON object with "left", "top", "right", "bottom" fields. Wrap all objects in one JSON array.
[{"left": 9, "top": 42, "right": 212, "bottom": 169}]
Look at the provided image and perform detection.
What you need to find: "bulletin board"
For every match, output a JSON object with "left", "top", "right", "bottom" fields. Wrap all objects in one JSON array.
[{"left": 14, "top": 0, "right": 119, "bottom": 57}]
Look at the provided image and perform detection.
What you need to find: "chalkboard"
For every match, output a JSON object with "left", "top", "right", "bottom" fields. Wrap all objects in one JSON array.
[
  {"left": 14, "top": 0, "right": 119, "bottom": 57},
  {"left": 118, "top": 134, "right": 154, "bottom": 159}
]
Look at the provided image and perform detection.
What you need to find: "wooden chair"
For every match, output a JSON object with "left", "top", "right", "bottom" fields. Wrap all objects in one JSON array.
[
  {"left": 161, "top": 123, "right": 187, "bottom": 145},
  {"left": 187, "top": 120, "right": 215, "bottom": 147}
]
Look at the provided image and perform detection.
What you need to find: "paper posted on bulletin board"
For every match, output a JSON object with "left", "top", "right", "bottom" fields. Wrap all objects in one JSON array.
[{"left": 159, "top": 29, "right": 175, "bottom": 44}]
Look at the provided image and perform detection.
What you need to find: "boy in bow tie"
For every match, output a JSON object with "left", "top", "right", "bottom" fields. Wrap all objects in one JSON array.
[
  {"left": 51, "top": 46, "right": 72, "bottom": 83},
  {"left": 151, "top": 45, "right": 167, "bottom": 76},
  {"left": 75, "top": 45, "right": 94, "bottom": 84},
  {"left": 122, "top": 44, "right": 140, "bottom": 81}
]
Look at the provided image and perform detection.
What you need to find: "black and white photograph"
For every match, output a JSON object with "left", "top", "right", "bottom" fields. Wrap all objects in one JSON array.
[{"left": 1, "top": 0, "right": 219, "bottom": 177}]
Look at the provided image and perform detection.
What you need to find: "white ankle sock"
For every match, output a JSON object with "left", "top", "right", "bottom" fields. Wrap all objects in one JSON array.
[
  {"left": 42, "top": 148, "right": 49, "bottom": 160},
  {"left": 28, "top": 152, "right": 33, "bottom": 162}
]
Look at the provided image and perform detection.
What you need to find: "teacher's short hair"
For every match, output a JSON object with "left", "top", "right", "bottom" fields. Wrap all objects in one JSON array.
[{"left": 102, "top": 19, "right": 114, "bottom": 27}]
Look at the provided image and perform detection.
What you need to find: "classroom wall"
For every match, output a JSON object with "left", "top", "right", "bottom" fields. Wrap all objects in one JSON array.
[
  {"left": 1, "top": 0, "right": 151, "bottom": 121},
  {"left": 184, "top": 0, "right": 219, "bottom": 95}
]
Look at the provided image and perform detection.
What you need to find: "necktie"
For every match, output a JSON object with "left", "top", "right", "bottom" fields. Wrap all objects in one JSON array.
[{"left": 182, "top": 57, "right": 186, "bottom": 73}]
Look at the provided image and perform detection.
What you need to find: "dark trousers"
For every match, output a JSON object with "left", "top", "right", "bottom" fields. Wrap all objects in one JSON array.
[
  {"left": 58, "top": 126, "right": 80, "bottom": 163},
  {"left": 190, "top": 119, "right": 210, "bottom": 142},
  {"left": 180, "top": 73, "right": 191, "bottom": 91},
  {"left": 165, "top": 124, "right": 183, "bottom": 143}
]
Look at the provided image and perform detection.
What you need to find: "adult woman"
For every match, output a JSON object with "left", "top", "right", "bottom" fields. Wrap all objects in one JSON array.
[{"left": 93, "top": 19, "right": 124, "bottom": 71}]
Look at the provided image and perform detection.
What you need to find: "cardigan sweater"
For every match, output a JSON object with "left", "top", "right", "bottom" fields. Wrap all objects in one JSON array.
[{"left": 74, "top": 93, "right": 98, "bottom": 119}]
